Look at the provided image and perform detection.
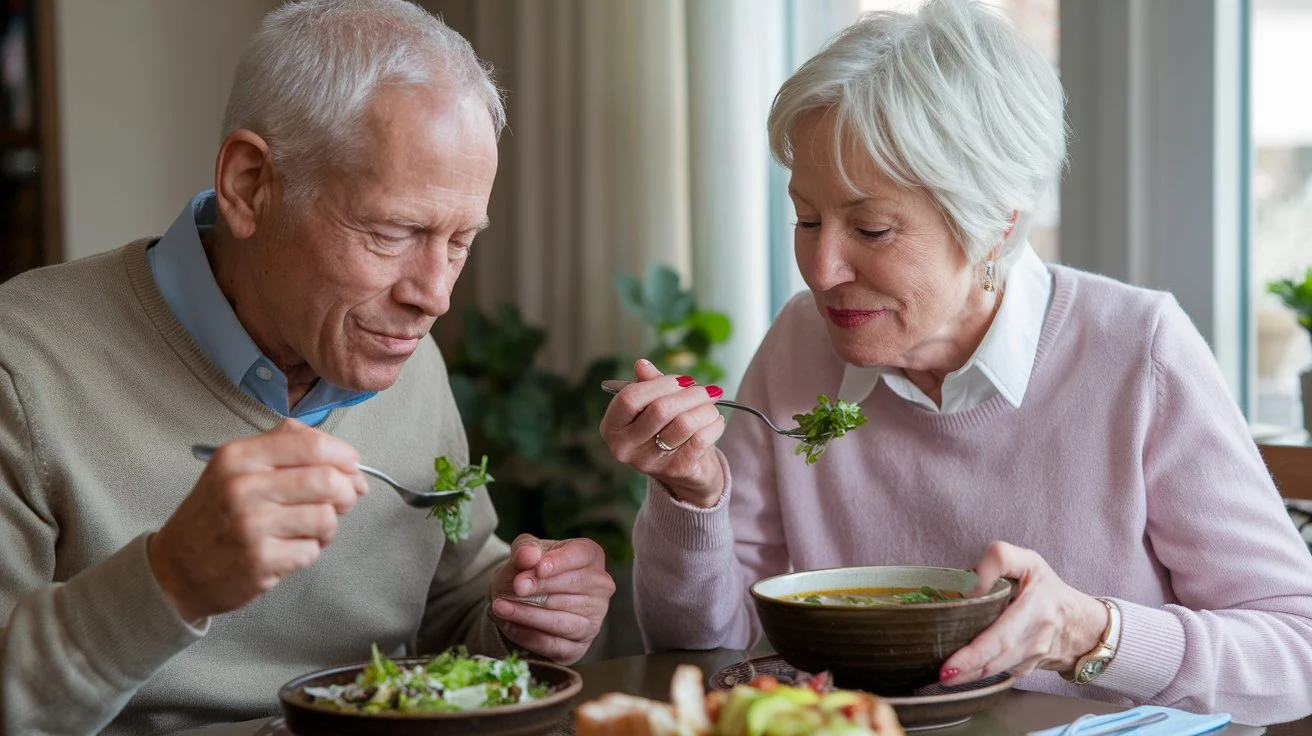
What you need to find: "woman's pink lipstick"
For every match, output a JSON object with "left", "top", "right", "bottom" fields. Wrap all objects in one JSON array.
[{"left": 826, "top": 307, "right": 884, "bottom": 328}]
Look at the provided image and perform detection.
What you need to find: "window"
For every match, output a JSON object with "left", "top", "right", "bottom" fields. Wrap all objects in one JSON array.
[{"left": 1250, "top": 0, "right": 1312, "bottom": 431}]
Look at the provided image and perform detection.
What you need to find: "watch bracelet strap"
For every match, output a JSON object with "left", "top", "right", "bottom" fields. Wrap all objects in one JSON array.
[{"left": 1062, "top": 597, "right": 1121, "bottom": 683}]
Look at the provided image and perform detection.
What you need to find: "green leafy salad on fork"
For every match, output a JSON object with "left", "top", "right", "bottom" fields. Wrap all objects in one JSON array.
[{"left": 429, "top": 455, "right": 493, "bottom": 544}]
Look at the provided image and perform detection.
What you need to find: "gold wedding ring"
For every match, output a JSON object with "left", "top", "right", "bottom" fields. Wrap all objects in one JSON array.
[{"left": 654, "top": 434, "right": 676, "bottom": 453}]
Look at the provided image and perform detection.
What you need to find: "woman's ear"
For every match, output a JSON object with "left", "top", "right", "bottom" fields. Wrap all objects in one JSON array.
[
  {"left": 1003, "top": 209, "right": 1019, "bottom": 240},
  {"left": 213, "top": 130, "right": 274, "bottom": 240}
]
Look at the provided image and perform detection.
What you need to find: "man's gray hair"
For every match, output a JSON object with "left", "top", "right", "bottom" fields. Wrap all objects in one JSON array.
[
  {"left": 767, "top": 0, "right": 1066, "bottom": 278},
  {"left": 222, "top": 0, "right": 506, "bottom": 205}
]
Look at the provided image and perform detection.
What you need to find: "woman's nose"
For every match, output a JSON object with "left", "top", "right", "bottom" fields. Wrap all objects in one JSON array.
[{"left": 805, "top": 228, "right": 855, "bottom": 290}]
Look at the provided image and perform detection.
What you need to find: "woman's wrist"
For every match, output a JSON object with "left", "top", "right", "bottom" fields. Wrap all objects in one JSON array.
[
  {"left": 664, "top": 455, "right": 726, "bottom": 508},
  {"left": 1057, "top": 595, "right": 1116, "bottom": 671}
]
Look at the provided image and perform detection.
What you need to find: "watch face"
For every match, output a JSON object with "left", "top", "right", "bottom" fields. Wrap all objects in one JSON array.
[{"left": 1081, "top": 659, "right": 1107, "bottom": 681}]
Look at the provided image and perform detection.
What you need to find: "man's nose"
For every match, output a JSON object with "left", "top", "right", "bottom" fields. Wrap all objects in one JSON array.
[{"left": 397, "top": 250, "right": 457, "bottom": 318}]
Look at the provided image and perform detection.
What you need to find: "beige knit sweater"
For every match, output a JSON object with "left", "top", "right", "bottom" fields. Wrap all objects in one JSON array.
[{"left": 0, "top": 241, "right": 510, "bottom": 735}]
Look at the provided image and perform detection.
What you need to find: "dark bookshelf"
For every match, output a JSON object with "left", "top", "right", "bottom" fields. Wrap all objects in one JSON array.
[{"left": 0, "top": 0, "right": 60, "bottom": 285}]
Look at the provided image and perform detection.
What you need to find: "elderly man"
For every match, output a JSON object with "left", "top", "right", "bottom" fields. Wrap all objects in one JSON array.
[{"left": 0, "top": 1, "right": 614, "bottom": 734}]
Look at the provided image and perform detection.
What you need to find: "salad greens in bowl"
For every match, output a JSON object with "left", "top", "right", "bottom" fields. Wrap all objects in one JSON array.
[{"left": 278, "top": 645, "right": 582, "bottom": 736}]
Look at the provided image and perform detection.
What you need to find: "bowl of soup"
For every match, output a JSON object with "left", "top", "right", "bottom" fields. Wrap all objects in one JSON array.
[{"left": 750, "top": 566, "right": 1011, "bottom": 696}]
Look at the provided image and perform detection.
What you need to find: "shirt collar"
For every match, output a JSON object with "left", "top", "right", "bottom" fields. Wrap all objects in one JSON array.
[
  {"left": 837, "top": 243, "right": 1053, "bottom": 409},
  {"left": 147, "top": 190, "right": 375, "bottom": 418}
]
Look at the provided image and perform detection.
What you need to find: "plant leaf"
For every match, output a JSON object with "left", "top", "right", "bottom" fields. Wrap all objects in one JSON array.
[
  {"left": 686, "top": 309, "right": 732, "bottom": 343},
  {"left": 614, "top": 272, "right": 645, "bottom": 318},
  {"left": 644, "top": 264, "right": 693, "bottom": 326}
]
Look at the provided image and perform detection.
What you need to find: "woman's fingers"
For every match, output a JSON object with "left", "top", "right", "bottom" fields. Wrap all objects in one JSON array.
[{"left": 648, "top": 402, "right": 724, "bottom": 450}]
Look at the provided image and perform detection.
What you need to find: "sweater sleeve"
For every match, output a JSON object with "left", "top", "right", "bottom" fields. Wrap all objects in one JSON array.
[
  {"left": 1092, "top": 296, "right": 1312, "bottom": 725},
  {"left": 0, "top": 366, "right": 205, "bottom": 735},
  {"left": 632, "top": 335, "right": 793, "bottom": 652}
]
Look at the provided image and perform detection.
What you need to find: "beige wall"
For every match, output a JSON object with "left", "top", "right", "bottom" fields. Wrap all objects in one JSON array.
[{"left": 55, "top": 0, "right": 279, "bottom": 261}]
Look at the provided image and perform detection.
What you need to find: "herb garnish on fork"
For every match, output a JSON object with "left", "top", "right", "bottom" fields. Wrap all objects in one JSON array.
[
  {"left": 791, "top": 395, "right": 867, "bottom": 465},
  {"left": 429, "top": 455, "right": 493, "bottom": 544}
]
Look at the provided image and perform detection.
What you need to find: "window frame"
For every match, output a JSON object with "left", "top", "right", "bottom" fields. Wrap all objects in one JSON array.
[{"left": 1058, "top": 0, "right": 1249, "bottom": 412}]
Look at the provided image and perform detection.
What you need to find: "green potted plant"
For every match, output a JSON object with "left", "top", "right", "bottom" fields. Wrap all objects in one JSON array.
[
  {"left": 1267, "top": 266, "right": 1312, "bottom": 431},
  {"left": 444, "top": 265, "right": 731, "bottom": 659}
]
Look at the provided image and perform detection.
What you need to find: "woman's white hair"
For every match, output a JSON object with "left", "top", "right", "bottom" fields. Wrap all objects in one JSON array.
[
  {"left": 222, "top": 0, "right": 506, "bottom": 205},
  {"left": 767, "top": 0, "right": 1066, "bottom": 279}
]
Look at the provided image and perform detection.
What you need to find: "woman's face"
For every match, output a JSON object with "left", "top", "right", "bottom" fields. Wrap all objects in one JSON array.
[{"left": 789, "top": 111, "right": 989, "bottom": 370}]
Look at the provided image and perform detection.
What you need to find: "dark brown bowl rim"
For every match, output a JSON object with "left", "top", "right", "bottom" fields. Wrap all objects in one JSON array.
[
  {"left": 749, "top": 565, "right": 1013, "bottom": 610},
  {"left": 277, "top": 656, "right": 583, "bottom": 721}
]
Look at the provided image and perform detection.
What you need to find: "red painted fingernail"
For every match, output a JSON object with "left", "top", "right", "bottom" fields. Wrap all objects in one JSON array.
[
  {"left": 706, "top": 385, "right": 724, "bottom": 399},
  {"left": 677, "top": 375, "right": 696, "bottom": 388},
  {"left": 939, "top": 667, "right": 960, "bottom": 681}
]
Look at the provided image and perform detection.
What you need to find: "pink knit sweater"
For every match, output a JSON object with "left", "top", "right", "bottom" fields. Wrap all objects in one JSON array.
[{"left": 632, "top": 266, "right": 1312, "bottom": 725}]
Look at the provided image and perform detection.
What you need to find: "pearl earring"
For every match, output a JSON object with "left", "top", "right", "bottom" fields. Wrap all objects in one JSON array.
[{"left": 982, "top": 260, "right": 996, "bottom": 292}]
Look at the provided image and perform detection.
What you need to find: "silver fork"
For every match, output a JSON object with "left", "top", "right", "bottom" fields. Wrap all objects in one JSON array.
[
  {"left": 1053, "top": 711, "right": 1170, "bottom": 736},
  {"left": 600, "top": 379, "right": 808, "bottom": 439},
  {"left": 189, "top": 444, "right": 467, "bottom": 509}
]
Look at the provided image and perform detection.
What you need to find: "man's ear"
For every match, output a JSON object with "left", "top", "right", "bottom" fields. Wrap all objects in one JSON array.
[{"left": 213, "top": 130, "right": 274, "bottom": 240}]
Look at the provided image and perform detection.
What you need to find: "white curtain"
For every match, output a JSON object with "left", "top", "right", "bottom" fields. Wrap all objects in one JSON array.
[{"left": 423, "top": 0, "right": 815, "bottom": 393}]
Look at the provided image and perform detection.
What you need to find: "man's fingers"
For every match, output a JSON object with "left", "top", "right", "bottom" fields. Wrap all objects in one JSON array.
[
  {"left": 492, "top": 599, "right": 599, "bottom": 643},
  {"left": 216, "top": 425, "right": 361, "bottom": 476},
  {"left": 531, "top": 538, "right": 606, "bottom": 578},
  {"left": 495, "top": 592, "right": 609, "bottom": 620},
  {"left": 512, "top": 567, "right": 614, "bottom": 601},
  {"left": 509, "top": 533, "right": 546, "bottom": 571},
  {"left": 262, "top": 537, "right": 325, "bottom": 580},
  {"left": 496, "top": 622, "right": 586, "bottom": 665},
  {"left": 265, "top": 503, "right": 341, "bottom": 546},
  {"left": 241, "top": 466, "right": 361, "bottom": 514}
]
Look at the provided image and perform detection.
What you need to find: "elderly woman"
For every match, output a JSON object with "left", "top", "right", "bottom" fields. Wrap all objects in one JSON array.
[{"left": 600, "top": 0, "right": 1312, "bottom": 725}]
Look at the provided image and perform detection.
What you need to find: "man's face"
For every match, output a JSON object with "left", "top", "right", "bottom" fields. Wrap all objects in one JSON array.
[{"left": 249, "top": 86, "right": 498, "bottom": 392}]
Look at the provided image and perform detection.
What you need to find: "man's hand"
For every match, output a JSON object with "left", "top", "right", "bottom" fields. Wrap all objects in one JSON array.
[
  {"left": 489, "top": 535, "right": 615, "bottom": 665},
  {"left": 148, "top": 419, "right": 369, "bottom": 622}
]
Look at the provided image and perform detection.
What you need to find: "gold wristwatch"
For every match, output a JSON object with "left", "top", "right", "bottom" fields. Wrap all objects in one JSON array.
[{"left": 1062, "top": 597, "right": 1120, "bottom": 684}]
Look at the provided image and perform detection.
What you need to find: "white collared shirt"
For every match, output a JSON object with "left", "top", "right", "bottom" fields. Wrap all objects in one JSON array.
[{"left": 836, "top": 244, "right": 1053, "bottom": 413}]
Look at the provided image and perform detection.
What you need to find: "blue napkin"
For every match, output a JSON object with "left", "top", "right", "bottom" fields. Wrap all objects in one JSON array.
[{"left": 1027, "top": 705, "right": 1232, "bottom": 736}]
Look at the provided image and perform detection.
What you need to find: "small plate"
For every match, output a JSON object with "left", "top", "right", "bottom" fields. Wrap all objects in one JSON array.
[{"left": 709, "top": 655, "right": 1015, "bottom": 731}]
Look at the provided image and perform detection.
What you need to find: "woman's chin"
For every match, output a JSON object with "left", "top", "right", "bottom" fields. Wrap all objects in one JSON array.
[{"left": 829, "top": 331, "right": 902, "bottom": 367}]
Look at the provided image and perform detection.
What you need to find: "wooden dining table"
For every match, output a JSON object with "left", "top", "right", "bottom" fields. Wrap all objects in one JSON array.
[{"left": 177, "top": 648, "right": 1265, "bottom": 736}]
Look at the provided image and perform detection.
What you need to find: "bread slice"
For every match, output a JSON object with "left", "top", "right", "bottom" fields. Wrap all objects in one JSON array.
[
  {"left": 670, "top": 665, "right": 711, "bottom": 735},
  {"left": 575, "top": 692, "right": 681, "bottom": 736}
]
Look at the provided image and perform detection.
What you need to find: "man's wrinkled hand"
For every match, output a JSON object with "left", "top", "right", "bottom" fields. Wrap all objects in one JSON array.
[
  {"left": 488, "top": 534, "right": 615, "bottom": 665},
  {"left": 147, "top": 419, "right": 369, "bottom": 622}
]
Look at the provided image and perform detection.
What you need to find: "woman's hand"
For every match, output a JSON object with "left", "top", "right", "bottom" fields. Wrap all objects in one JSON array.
[
  {"left": 599, "top": 359, "right": 727, "bottom": 507},
  {"left": 938, "top": 541, "right": 1110, "bottom": 686}
]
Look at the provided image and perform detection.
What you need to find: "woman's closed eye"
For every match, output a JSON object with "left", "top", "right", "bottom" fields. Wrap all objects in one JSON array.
[
  {"left": 794, "top": 220, "right": 821, "bottom": 231},
  {"left": 856, "top": 227, "right": 892, "bottom": 240}
]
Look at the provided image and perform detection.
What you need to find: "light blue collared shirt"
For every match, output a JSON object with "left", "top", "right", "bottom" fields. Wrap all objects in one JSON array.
[{"left": 148, "top": 190, "right": 375, "bottom": 425}]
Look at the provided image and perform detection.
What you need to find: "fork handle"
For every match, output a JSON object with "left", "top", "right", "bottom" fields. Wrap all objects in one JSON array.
[
  {"left": 602, "top": 379, "right": 765, "bottom": 414},
  {"left": 193, "top": 443, "right": 372, "bottom": 476}
]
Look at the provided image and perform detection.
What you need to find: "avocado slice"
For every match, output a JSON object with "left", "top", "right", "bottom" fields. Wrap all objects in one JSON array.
[
  {"left": 745, "top": 688, "right": 821, "bottom": 736},
  {"left": 715, "top": 686, "right": 763, "bottom": 736}
]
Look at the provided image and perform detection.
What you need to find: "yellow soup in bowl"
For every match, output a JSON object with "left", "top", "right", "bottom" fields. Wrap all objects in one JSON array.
[{"left": 786, "top": 586, "right": 965, "bottom": 606}]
